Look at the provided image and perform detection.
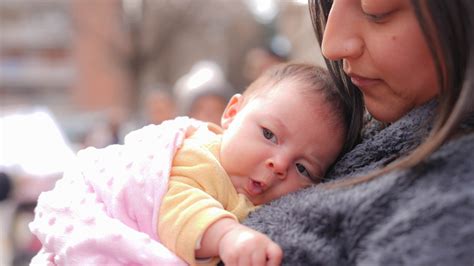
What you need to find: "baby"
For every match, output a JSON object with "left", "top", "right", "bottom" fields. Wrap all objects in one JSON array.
[
  {"left": 29, "top": 63, "right": 348, "bottom": 266},
  {"left": 161, "top": 63, "right": 348, "bottom": 265}
]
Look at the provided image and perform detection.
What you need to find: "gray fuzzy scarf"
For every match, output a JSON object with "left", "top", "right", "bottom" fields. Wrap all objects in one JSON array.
[{"left": 243, "top": 102, "right": 474, "bottom": 265}]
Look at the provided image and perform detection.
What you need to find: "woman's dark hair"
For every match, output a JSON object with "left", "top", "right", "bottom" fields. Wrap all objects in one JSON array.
[
  {"left": 309, "top": 0, "right": 474, "bottom": 187},
  {"left": 308, "top": 1, "right": 365, "bottom": 157}
]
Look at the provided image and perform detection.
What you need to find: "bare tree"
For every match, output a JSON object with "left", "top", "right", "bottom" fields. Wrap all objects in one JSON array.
[{"left": 71, "top": 0, "right": 273, "bottom": 117}]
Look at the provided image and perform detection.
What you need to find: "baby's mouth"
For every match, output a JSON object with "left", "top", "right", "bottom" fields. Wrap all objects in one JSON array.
[{"left": 245, "top": 179, "right": 264, "bottom": 196}]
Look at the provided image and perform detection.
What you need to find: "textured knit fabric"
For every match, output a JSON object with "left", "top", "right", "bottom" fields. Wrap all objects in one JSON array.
[
  {"left": 159, "top": 123, "right": 255, "bottom": 265},
  {"left": 243, "top": 101, "right": 474, "bottom": 265}
]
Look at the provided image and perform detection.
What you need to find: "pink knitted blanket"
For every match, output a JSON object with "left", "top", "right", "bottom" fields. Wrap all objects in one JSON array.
[{"left": 29, "top": 117, "right": 204, "bottom": 265}]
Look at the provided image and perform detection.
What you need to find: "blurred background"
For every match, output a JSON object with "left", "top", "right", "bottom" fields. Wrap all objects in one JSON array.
[{"left": 0, "top": 0, "right": 324, "bottom": 264}]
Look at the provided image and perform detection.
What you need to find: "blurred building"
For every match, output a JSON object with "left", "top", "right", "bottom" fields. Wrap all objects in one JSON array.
[
  {"left": 0, "top": 0, "right": 74, "bottom": 110},
  {"left": 1, "top": 0, "right": 322, "bottom": 140}
]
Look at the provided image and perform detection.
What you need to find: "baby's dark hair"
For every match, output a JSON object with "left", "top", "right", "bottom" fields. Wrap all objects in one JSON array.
[{"left": 243, "top": 63, "right": 348, "bottom": 139}]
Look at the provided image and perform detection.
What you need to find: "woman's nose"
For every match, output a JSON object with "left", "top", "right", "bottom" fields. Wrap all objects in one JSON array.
[
  {"left": 321, "top": 1, "right": 364, "bottom": 61},
  {"left": 266, "top": 158, "right": 288, "bottom": 179}
]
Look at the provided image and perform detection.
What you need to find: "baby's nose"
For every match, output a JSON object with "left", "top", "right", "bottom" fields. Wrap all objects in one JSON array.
[{"left": 266, "top": 158, "right": 288, "bottom": 179}]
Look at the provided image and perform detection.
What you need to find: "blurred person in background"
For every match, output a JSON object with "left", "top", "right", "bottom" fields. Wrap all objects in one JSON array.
[
  {"left": 117, "top": 85, "right": 178, "bottom": 143},
  {"left": 80, "top": 108, "right": 125, "bottom": 148},
  {"left": 83, "top": 86, "right": 177, "bottom": 149},
  {"left": 142, "top": 86, "right": 177, "bottom": 125},
  {"left": 174, "top": 61, "right": 235, "bottom": 125},
  {"left": 242, "top": 35, "right": 291, "bottom": 85}
]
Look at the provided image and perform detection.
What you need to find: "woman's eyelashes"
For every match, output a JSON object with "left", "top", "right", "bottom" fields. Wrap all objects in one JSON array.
[
  {"left": 361, "top": 1, "right": 396, "bottom": 23},
  {"left": 262, "top": 127, "right": 277, "bottom": 143},
  {"left": 363, "top": 11, "right": 388, "bottom": 23}
]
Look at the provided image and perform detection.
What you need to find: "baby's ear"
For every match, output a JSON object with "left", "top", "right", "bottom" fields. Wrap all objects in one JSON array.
[{"left": 221, "top": 94, "right": 243, "bottom": 129}]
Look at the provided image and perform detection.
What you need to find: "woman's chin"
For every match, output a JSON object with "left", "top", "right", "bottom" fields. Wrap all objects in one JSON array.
[{"left": 365, "top": 102, "right": 407, "bottom": 123}]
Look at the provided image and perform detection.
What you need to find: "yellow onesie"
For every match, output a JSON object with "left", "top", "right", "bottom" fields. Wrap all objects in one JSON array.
[{"left": 158, "top": 123, "right": 255, "bottom": 265}]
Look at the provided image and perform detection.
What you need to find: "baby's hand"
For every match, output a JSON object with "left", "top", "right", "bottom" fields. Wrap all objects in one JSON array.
[{"left": 218, "top": 223, "right": 282, "bottom": 266}]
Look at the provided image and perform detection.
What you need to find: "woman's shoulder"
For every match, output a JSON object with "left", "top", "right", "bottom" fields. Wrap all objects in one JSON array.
[
  {"left": 410, "top": 131, "right": 474, "bottom": 192},
  {"left": 430, "top": 129, "right": 474, "bottom": 162},
  {"left": 359, "top": 131, "right": 474, "bottom": 265},
  {"left": 328, "top": 102, "right": 436, "bottom": 180}
]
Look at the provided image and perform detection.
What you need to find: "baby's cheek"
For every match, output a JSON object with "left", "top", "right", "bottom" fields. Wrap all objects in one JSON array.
[{"left": 288, "top": 180, "right": 312, "bottom": 194}]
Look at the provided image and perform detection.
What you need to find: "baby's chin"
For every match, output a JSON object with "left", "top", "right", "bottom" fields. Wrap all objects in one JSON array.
[
  {"left": 235, "top": 187, "right": 251, "bottom": 200},
  {"left": 234, "top": 187, "right": 259, "bottom": 205},
  {"left": 229, "top": 175, "right": 266, "bottom": 205}
]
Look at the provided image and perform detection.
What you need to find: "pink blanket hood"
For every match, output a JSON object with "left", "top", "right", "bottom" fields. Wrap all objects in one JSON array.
[{"left": 29, "top": 117, "right": 205, "bottom": 265}]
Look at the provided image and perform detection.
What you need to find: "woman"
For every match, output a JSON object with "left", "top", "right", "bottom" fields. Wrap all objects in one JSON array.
[{"left": 243, "top": 0, "right": 474, "bottom": 265}]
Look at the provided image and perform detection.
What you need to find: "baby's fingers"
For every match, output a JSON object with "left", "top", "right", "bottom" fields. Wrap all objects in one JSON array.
[
  {"left": 266, "top": 242, "right": 283, "bottom": 266},
  {"left": 238, "top": 253, "right": 251, "bottom": 266},
  {"left": 251, "top": 247, "right": 266, "bottom": 266}
]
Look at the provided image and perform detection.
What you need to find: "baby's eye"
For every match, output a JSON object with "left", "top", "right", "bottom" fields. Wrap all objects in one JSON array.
[
  {"left": 296, "top": 163, "right": 316, "bottom": 181},
  {"left": 262, "top": 128, "right": 277, "bottom": 143}
]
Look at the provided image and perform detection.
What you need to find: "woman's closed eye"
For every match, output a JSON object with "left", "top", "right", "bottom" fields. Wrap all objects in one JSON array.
[
  {"left": 361, "top": 1, "right": 398, "bottom": 24},
  {"left": 363, "top": 11, "right": 389, "bottom": 23},
  {"left": 262, "top": 127, "right": 277, "bottom": 143}
]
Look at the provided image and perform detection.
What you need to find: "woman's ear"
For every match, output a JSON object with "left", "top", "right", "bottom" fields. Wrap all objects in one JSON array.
[{"left": 221, "top": 94, "right": 243, "bottom": 129}]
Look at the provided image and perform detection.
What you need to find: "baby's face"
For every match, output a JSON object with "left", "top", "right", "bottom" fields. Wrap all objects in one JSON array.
[{"left": 219, "top": 82, "right": 345, "bottom": 205}]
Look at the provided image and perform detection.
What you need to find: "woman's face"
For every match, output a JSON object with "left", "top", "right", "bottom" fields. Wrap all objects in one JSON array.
[{"left": 321, "top": 0, "right": 439, "bottom": 122}]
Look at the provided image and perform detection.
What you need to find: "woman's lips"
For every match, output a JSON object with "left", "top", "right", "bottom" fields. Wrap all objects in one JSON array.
[{"left": 349, "top": 74, "right": 381, "bottom": 88}]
